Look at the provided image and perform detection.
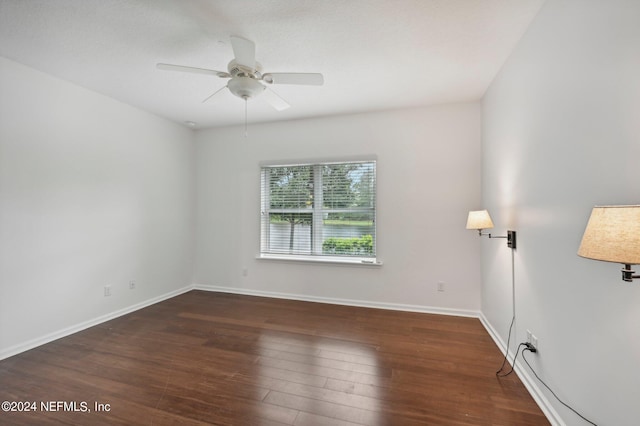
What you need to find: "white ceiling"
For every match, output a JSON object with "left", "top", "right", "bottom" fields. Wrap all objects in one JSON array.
[{"left": 0, "top": 0, "right": 545, "bottom": 129}]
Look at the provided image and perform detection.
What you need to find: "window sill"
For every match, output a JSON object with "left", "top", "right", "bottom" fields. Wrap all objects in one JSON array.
[{"left": 257, "top": 254, "right": 383, "bottom": 267}]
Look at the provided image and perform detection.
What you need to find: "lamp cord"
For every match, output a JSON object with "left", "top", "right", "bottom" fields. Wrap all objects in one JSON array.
[
  {"left": 495, "top": 315, "right": 517, "bottom": 376},
  {"left": 490, "top": 236, "right": 597, "bottom": 424},
  {"left": 522, "top": 349, "right": 598, "bottom": 426},
  {"left": 496, "top": 249, "right": 517, "bottom": 376}
]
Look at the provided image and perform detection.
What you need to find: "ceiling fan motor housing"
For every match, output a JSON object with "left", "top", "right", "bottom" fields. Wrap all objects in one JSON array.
[{"left": 228, "top": 60, "right": 262, "bottom": 77}]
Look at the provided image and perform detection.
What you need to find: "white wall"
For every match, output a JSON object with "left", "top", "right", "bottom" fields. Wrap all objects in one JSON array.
[
  {"left": 194, "top": 103, "right": 482, "bottom": 314},
  {"left": 0, "top": 57, "right": 196, "bottom": 357},
  {"left": 482, "top": 0, "right": 640, "bottom": 424}
]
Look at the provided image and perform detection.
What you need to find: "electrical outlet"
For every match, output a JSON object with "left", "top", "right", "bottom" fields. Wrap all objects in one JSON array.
[
  {"left": 437, "top": 281, "right": 445, "bottom": 292},
  {"left": 526, "top": 329, "right": 538, "bottom": 352},
  {"left": 104, "top": 285, "right": 111, "bottom": 297},
  {"left": 129, "top": 280, "right": 136, "bottom": 290}
]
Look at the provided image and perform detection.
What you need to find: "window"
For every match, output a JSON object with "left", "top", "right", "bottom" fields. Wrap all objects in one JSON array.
[{"left": 260, "top": 160, "right": 376, "bottom": 262}]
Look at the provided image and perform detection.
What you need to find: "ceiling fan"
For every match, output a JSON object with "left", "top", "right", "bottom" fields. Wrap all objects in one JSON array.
[{"left": 156, "top": 36, "right": 324, "bottom": 111}]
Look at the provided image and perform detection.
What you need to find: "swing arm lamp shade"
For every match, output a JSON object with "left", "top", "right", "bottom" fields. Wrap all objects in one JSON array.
[
  {"left": 466, "top": 210, "right": 495, "bottom": 230},
  {"left": 578, "top": 205, "right": 640, "bottom": 282},
  {"left": 578, "top": 205, "right": 640, "bottom": 265}
]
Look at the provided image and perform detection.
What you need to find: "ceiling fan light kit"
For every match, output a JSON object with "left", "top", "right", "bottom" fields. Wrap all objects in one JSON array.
[
  {"left": 156, "top": 36, "right": 323, "bottom": 113},
  {"left": 227, "top": 76, "right": 265, "bottom": 99}
]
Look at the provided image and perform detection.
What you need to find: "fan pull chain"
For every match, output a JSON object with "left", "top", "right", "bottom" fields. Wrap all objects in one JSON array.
[{"left": 244, "top": 97, "right": 248, "bottom": 138}]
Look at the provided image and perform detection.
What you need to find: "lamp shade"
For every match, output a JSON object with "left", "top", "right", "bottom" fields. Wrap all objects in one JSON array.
[
  {"left": 466, "top": 210, "right": 494, "bottom": 230},
  {"left": 578, "top": 205, "right": 640, "bottom": 264}
]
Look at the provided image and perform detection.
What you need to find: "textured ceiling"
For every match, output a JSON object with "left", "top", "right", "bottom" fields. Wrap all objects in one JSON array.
[{"left": 0, "top": 0, "right": 545, "bottom": 129}]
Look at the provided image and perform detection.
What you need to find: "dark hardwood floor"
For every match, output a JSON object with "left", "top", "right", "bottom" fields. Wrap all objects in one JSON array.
[{"left": 0, "top": 291, "right": 549, "bottom": 425}]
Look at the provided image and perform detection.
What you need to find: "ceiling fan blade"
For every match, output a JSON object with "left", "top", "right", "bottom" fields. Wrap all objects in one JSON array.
[
  {"left": 202, "top": 85, "right": 228, "bottom": 103},
  {"left": 230, "top": 36, "right": 256, "bottom": 68},
  {"left": 157, "top": 63, "right": 230, "bottom": 78},
  {"left": 262, "top": 88, "right": 290, "bottom": 111},
  {"left": 262, "top": 73, "right": 324, "bottom": 86}
]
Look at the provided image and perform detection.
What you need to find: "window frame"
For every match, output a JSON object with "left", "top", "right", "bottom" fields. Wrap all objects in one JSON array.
[{"left": 259, "top": 159, "right": 380, "bottom": 266}]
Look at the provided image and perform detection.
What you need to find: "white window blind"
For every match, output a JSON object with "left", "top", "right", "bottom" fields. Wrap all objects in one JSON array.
[{"left": 260, "top": 160, "right": 376, "bottom": 261}]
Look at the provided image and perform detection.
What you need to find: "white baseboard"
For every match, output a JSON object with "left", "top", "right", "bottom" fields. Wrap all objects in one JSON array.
[
  {"left": 478, "top": 313, "right": 564, "bottom": 426},
  {"left": 0, "top": 285, "right": 193, "bottom": 361},
  {"left": 193, "top": 283, "right": 480, "bottom": 318}
]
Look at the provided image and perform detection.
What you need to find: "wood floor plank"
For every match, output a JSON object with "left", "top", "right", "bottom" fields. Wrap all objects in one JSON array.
[
  {"left": 256, "top": 356, "right": 387, "bottom": 387},
  {"left": 0, "top": 290, "right": 549, "bottom": 425},
  {"left": 293, "top": 411, "right": 363, "bottom": 426},
  {"left": 263, "top": 390, "right": 382, "bottom": 425}
]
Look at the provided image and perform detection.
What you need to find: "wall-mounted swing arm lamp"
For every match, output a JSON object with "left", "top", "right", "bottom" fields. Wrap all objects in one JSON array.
[
  {"left": 466, "top": 210, "right": 517, "bottom": 249},
  {"left": 578, "top": 205, "right": 640, "bottom": 282}
]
